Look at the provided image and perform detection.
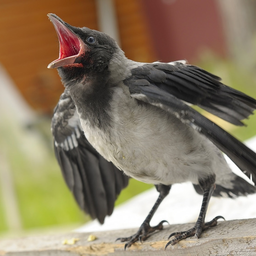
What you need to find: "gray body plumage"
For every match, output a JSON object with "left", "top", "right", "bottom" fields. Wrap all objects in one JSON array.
[
  {"left": 49, "top": 13, "right": 256, "bottom": 246},
  {"left": 64, "top": 49, "right": 241, "bottom": 189},
  {"left": 79, "top": 73, "right": 229, "bottom": 186}
]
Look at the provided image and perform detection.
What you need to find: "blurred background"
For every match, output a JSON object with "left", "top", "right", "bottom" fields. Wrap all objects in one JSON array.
[{"left": 1, "top": 0, "right": 256, "bottom": 238}]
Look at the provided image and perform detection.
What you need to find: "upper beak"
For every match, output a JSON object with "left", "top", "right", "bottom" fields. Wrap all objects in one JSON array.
[{"left": 47, "top": 13, "right": 85, "bottom": 69}]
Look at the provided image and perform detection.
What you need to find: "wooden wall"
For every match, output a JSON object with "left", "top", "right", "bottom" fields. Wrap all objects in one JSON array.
[
  {"left": 0, "top": 0, "right": 156, "bottom": 114},
  {"left": 0, "top": 0, "right": 98, "bottom": 114},
  {"left": 115, "top": 0, "right": 156, "bottom": 63},
  {"left": 0, "top": 1, "right": 227, "bottom": 114}
]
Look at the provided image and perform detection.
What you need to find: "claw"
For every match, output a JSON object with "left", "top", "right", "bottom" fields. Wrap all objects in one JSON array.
[
  {"left": 168, "top": 231, "right": 179, "bottom": 240},
  {"left": 159, "top": 220, "right": 169, "bottom": 226},
  {"left": 138, "top": 235, "right": 145, "bottom": 243},
  {"left": 124, "top": 243, "right": 129, "bottom": 250},
  {"left": 116, "top": 220, "right": 168, "bottom": 249},
  {"left": 165, "top": 215, "right": 224, "bottom": 249},
  {"left": 165, "top": 240, "right": 173, "bottom": 250},
  {"left": 213, "top": 215, "right": 225, "bottom": 221},
  {"left": 203, "top": 215, "right": 225, "bottom": 230},
  {"left": 116, "top": 237, "right": 129, "bottom": 242}
]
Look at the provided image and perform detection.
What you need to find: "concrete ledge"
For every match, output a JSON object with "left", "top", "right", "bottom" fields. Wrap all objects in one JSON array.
[{"left": 1, "top": 218, "right": 256, "bottom": 255}]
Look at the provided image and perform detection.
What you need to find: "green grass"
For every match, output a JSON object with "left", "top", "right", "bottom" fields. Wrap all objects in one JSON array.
[
  {"left": 13, "top": 157, "right": 86, "bottom": 229},
  {"left": 0, "top": 119, "right": 87, "bottom": 235},
  {"left": 0, "top": 189, "right": 7, "bottom": 232}
]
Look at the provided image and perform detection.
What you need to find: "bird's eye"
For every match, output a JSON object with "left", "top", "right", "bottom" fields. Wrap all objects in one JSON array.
[{"left": 86, "top": 36, "right": 96, "bottom": 44}]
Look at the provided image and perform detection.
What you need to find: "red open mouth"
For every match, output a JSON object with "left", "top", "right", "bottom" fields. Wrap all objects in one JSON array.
[{"left": 47, "top": 14, "right": 85, "bottom": 69}]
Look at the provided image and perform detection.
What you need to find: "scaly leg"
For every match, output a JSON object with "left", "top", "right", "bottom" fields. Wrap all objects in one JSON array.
[
  {"left": 117, "top": 184, "right": 171, "bottom": 249},
  {"left": 165, "top": 175, "right": 224, "bottom": 248}
]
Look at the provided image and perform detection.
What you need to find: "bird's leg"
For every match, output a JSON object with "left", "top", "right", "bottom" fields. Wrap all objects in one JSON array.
[
  {"left": 165, "top": 175, "right": 224, "bottom": 248},
  {"left": 116, "top": 184, "right": 171, "bottom": 249}
]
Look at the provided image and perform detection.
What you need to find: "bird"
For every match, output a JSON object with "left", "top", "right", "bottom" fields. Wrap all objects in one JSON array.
[{"left": 48, "top": 13, "right": 256, "bottom": 249}]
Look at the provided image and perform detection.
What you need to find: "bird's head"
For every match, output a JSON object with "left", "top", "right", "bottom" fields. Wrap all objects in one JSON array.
[{"left": 47, "top": 13, "right": 119, "bottom": 85}]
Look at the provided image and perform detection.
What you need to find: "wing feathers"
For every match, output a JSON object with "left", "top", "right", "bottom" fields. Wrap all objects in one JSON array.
[
  {"left": 52, "top": 91, "right": 129, "bottom": 224},
  {"left": 99, "top": 158, "right": 117, "bottom": 216},
  {"left": 127, "top": 62, "right": 256, "bottom": 126}
]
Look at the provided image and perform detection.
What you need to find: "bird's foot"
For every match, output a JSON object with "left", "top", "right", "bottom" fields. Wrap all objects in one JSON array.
[
  {"left": 116, "top": 220, "right": 168, "bottom": 249},
  {"left": 165, "top": 215, "right": 224, "bottom": 249}
]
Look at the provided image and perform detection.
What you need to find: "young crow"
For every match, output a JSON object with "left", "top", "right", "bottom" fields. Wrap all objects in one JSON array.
[{"left": 48, "top": 13, "right": 256, "bottom": 249}]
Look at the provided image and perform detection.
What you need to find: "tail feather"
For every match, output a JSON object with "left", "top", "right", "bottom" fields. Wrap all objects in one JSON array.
[{"left": 193, "top": 173, "right": 256, "bottom": 198}]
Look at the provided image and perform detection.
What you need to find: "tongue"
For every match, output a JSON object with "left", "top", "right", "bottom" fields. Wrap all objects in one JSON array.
[
  {"left": 47, "top": 14, "right": 83, "bottom": 69},
  {"left": 56, "top": 22, "right": 80, "bottom": 59}
]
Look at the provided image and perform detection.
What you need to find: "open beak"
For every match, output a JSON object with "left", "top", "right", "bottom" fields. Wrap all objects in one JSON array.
[{"left": 47, "top": 13, "right": 86, "bottom": 69}]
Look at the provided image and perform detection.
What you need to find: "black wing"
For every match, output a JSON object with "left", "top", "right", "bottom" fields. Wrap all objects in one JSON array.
[
  {"left": 128, "top": 61, "right": 256, "bottom": 126},
  {"left": 124, "top": 61, "right": 256, "bottom": 184},
  {"left": 52, "top": 91, "right": 129, "bottom": 224}
]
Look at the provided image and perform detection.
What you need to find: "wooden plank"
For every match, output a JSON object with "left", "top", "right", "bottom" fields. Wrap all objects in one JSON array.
[{"left": 1, "top": 218, "right": 256, "bottom": 255}]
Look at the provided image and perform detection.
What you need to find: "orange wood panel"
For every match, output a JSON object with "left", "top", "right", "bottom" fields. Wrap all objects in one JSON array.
[
  {"left": 0, "top": 0, "right": 156, "bottom": 113},
  {"left": 0, "top": 0, "right": 98, "bottom": 114},
  {"left": 114, "top": 0, "right": 157, "bottom": 62}
]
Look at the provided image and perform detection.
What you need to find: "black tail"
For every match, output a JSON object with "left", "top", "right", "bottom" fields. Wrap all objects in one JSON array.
[{"left": 193, "top": 173, "right": 256, "bottom": 198}]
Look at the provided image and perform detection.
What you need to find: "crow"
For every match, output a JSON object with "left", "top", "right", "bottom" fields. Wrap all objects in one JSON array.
[{"left": 48, "top": 13, "right": 256, "bottom": 249}]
